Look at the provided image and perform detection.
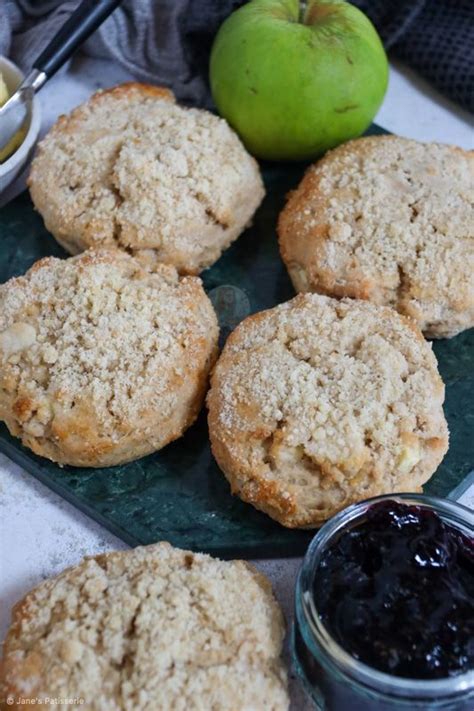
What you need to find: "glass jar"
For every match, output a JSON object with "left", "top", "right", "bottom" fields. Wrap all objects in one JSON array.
[{"left": 292, "top": 493, "right": 474, "bottom": 710}]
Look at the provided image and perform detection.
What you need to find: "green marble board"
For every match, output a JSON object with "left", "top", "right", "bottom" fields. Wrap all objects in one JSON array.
[{"left": 0, "top": 124, "right": 472, "bottom": 558}]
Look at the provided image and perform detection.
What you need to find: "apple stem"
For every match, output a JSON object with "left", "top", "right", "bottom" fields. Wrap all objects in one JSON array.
[{"left": 299, "top": 0, "right": 308, "bottom": 24}]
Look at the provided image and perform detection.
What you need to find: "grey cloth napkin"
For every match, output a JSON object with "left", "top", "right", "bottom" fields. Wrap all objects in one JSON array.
[{"left": 0, "top": 0, "right": 240, "bottom": 106}]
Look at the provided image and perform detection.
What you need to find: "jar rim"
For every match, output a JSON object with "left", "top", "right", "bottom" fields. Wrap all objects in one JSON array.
[{"left": 298, "top": 492, "right": 474, "bottom": 700}]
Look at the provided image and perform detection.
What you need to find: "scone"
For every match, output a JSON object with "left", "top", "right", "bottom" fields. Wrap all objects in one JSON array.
[
  {"left": 278, "top": 135, "right": 474, "bottom": 338},
  {"left": 0, "top": 541, "right": 288, "bottom": 711},
  {"left": 28, "top": 82, "right": 265, "bottom": 274},
  {"left": 0, "top": 249, "right": 218, "bottom": 467},
  {"left": 207, "top": 293, "right": 449, "bottom": 527}
]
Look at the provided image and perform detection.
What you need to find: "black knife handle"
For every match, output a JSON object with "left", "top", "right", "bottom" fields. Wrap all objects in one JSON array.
[{"left": 33, "top": 0, "right": 122, "bottom": 79}]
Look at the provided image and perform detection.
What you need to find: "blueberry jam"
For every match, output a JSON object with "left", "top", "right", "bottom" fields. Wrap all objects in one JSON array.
[{"left": 313, "top": 501, "right": 474, "bottom": 679}]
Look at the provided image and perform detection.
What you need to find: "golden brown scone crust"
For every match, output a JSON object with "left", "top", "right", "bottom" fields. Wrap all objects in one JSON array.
[
  {"left": 28, "top": 82, "right": 265, "bottom": 274},
  {"left": 0, "top": 249, "right": 218, "bottom": 467},
  {"left": 0, "top": 542, "right": 288, "bottom": 711},
  {"left": 207, "top": 293, "right": 449, "bottom": 528},
  {"left": 278, "top": 135, "right": 474, "bottom": 339}
]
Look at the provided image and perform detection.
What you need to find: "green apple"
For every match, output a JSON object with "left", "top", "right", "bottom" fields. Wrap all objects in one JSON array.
[{"left": 210, "top": 0, "right": 388, "bottom": 160}]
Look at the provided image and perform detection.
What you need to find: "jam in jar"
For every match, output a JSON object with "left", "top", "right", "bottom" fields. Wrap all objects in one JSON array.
[{"left": 293, "top": 494, "right": 474, "bottom": 710}]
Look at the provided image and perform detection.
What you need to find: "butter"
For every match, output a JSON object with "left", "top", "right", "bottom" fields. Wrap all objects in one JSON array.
[{"left": 0, "top": 71, "right": 27, "bottom": 163}]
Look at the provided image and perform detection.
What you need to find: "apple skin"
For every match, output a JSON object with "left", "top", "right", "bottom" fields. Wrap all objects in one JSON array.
[{"left": 210, "top": 0, "right": 388, "bottom": 160}]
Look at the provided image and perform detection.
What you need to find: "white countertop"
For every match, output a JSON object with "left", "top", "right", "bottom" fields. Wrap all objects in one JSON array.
[{"left": 0, "top": 56, "right": 472, "bottom": 710}]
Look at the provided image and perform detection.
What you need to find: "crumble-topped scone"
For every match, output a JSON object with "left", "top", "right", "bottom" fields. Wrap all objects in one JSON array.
[
  {"left": 278, "top": 135, "right": 474, "bottom": 338},
  {"left": 207, "top": 293, "right": 449, "bottom": 527},
  {"left": 0, "top": 248, "right": 218, "bottom": 467},
  {"left": 0, "top": 542, "right": 288, "bottom": 710},
  {"left": 28, "top": 83, "right": 265, "bottom": 274}
]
